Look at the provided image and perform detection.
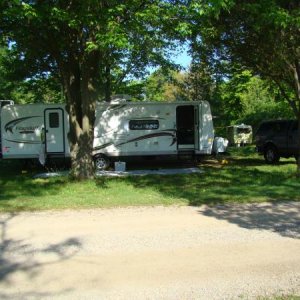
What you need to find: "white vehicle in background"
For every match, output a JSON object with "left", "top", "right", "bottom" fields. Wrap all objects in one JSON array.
[
  {"left": 227, "top": 124, "right": 253, "bottom": 147},
  {"left": 0, "top": 100, "right": 225, "bottom": 169}
]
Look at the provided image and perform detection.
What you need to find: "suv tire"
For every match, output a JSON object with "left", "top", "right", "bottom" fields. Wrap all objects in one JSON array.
[{"left": 264, "top": 145, "right": 280, "bottom": 164}]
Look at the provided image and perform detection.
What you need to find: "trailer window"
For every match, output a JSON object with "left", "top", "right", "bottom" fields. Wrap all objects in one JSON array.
[
  {"left": 129, "top": 120, "right": 159, "bottom": 130},
  {"left": 49, "top": 112, "right": 59, "bottom": 128},
  {"left": 237, "top": 128, "right": 251, "bottom": 134}
]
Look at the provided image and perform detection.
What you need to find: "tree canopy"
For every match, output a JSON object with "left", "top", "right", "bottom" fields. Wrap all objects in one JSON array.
[
  {"left": 0, "top": 0, "right": 188, "bottom": 179},
  {"left": 187, "top": 0, "right": 300, "bottom": 174},
  {"left": 189, "top": 0, "right": 300, "bottom": 116},
  {"left": 1, "top": 0, "right": 300, "bottom": 177}
]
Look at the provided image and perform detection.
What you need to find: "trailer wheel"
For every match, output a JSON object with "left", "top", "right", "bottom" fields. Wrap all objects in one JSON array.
[
  {"left": 94, "top": 155, "right": 110, "bottom": 170},
  {"left": 264, "top": 145, "right": 280, "bottom": 164}
]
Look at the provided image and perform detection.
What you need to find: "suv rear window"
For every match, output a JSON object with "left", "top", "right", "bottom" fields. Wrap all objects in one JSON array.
[{"left": 256, "top": 121, "right": 290, "bottom": 136}]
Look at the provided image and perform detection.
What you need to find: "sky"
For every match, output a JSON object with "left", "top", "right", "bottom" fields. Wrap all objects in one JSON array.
[
  {"left": 172, "top": 45, "right": 192, "bottom": 69},
  {"left": 146, "top": 44, "right": 192, "bottom": 75}
]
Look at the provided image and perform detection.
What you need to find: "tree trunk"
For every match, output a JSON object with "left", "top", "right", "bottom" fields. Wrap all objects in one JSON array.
[
  {"left": 65, "top": 88, "right": 95, "bottom": 180},
  {"left": 297, "top": 116, "right": 300, "bottom": 177},
  {"left": 295, "top": 99, "right": 300, "bottom": 176},
  {"left": 291, "top": 60, "right": 300, "bottom": 177},
  {"left": 60, "top": 53, "right": 99, "bottom": 180},
  {"left": 69, "top": 128, "right": 95, "bottom": 180}
]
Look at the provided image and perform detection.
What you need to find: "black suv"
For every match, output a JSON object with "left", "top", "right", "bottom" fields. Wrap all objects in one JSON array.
[{"left": 255, "top": 120, "right": 299, "bottom": 163}]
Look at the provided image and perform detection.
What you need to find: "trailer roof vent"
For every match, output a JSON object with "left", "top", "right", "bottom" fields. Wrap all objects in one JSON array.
[{"left": 110, "top": 94, "right": 131, "bottom": 103}]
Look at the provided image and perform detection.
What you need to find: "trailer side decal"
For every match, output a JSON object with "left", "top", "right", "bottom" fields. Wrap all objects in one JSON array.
[
  {"left": 117, "top": 130, "right": 177, "bottom": 147},
  {"left": 4, "top": 139, "right": 41, "bottom": 144},
  {"left": 93, "top": 142, "right": 114, "bottom": 151},
  {"left": 94, "top": 130, "right": 177, "bottom": 151},
  {"left": 5, "top": 116, "right": 41, "bottom": 133}
]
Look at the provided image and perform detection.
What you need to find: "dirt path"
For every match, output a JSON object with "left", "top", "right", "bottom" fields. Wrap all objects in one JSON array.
[{"left": 1, "top": 202, "right": 300, "bottom": 299}]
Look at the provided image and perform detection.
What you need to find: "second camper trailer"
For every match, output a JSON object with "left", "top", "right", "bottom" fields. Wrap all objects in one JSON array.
[{"left": 227, "top": 124, "right": 252, "bottom": 147}]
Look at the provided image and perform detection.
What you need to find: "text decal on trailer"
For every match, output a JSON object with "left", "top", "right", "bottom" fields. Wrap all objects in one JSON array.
[
  {"left": 129, "top": 120, "right": 159, "bottom": 130},
  {"left": 5, "top": 116, "right": 41, "bottom": 134}
]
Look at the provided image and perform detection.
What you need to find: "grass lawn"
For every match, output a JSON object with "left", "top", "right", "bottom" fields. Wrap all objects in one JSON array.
[
  {"left": 258, "top": 296, "right": 300, "bottom": 300},
  {"left": 0, "top": 146, "right": 299, "bottom": 212}
]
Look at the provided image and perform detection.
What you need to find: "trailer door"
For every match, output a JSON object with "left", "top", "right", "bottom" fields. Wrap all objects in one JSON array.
[
  {"left": 44, "top": 108, "right": 65, "bottom": 154},
  {"left": 176, "top": 105, "right": 195, "bottom": 149},
  {"left": 194, "top": 106, "right": 199, "bottom": 150}
]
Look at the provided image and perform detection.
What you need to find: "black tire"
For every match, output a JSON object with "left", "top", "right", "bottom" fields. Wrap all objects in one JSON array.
[
  {"left": 94, "top": 155, "right": 110, "bottom": 170},
  {"left": 264, "top": 145, "right": 280, "bottom": 164}
]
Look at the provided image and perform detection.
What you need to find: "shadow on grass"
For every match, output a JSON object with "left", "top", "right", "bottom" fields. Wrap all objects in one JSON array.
[
  {"left": 0, "top": 212, "right": 81, "bottom": 296},
  {"left": 1, "top": 149, "right": 299, "bottom": 209},
  {"left": 114, "top": 164, "right": 300, "bottom": 205},
  {"left": 0, "top": 160, "right": 69, "bottom": 206},
  {"left": 227, "top": 157, "right": 295, "bottom": 167}
]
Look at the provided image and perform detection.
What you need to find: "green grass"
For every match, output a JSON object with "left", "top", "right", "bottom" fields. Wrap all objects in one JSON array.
[
  {"left": 0, "top": 146, "right": 299, "bottom": 212},
  {"left": 257, "top": 295, "right": 300, "bottom": 300}
]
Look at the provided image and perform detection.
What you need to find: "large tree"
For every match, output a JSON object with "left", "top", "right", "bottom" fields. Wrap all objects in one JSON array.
[
  {"left": 0, "top": 0, "right": 184, "bottom": 179},
  {"left": 0, "top": 44, "right": 62, "bottom": 103}
]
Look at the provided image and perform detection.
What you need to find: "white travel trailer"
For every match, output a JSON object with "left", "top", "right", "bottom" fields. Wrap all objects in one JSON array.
[
  {"left": 0, "top": 100, "right": 216, "bottom": 169},
  {"left": 227, "top": 123, "right": 253, "bottom": 147},
  {"left": 0, "top": 103, "right": 70, "bottom": 162}
]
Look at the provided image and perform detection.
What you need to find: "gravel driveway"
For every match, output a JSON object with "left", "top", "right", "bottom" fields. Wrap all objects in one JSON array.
[{"left": 1, "top": 202, "right": 300, "bottom": 299}]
